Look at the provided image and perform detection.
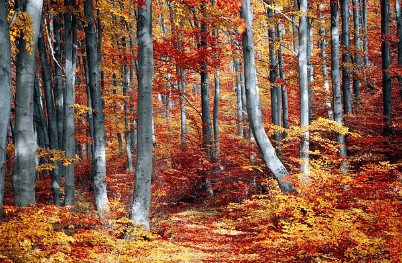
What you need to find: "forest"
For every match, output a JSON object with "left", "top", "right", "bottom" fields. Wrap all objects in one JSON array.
[{"left": 0, "top": 0, "right": 402, "bottom": 261}]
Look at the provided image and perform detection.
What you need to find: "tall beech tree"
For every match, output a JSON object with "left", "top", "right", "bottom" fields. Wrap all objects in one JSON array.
[
  {"left": 382, "top": 0, "right": 392, "bottom": 135},
  {"left": 12, "top": 0, "right": 43, "bottom": 207},
  {"left": 341, "top": 0, "right": 352, "bottom": 115},
  {"left": 84, "top": 0, "right": 109, "bottom": 212},
  {"left": 331, "top": 0, "right": 347, "bottom": 162},
  {"left": 241, "top": 0, "right": 295, "bottom": 194},
  {"left": 39, "top": 22, "right": 62, "bottom": 205},
  {"left": 299, "top": 0, "right": 309, "bottom": 176},
  {"left": 63, "top": 0, "right": 77, "bottom": 205},
  {"left": 0, "top": 0, "right": 12, "bottom": 220},
  {"left": 131, "top": 0, "right": 153, "bottom": 230}
]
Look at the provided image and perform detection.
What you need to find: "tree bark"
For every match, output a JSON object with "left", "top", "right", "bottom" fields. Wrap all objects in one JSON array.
[
  {"left": 241, "top": 0, "right": 295, "bottom": 193},
  {"left": 396, "top": 0, "right": 402, "bottom": 100},
  {"left": 0, "top": 0, "right": 12, "bottom": 221},
  {"left": 382, "top": 0, "right": 392, "bottom": 135},
  {"left": 341, "top": 0, "right": 353, "bottom": 115},
  {"left": 331, "top": 0, "right": 347, "bottom": 160},
  {"left": 12, "top": 0, "right": 43, "bottom": 207},
  {"left": 39, "top": 21, "right": 62, "bottom": 205},
  {"left": 63, "top": 2, "right": 77, "bottom": 206},
  {"left": 84, "top": 0, "right": 109, "bottom": 212},
  {"left": 299, "top": 0, "right": 310, "bottom": 176},
  {"left": 352, "top": 0, "right": 361, "bottom": 105},
  {"left": 131, "top": 0, "right": 153, "bottom": 230}
]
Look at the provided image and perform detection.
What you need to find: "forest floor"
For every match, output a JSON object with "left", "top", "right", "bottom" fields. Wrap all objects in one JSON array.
[{"left": 153, "top": 203, "right": 260, "bottom": 262}]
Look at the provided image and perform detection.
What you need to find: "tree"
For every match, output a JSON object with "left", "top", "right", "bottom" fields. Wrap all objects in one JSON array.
[
  {"left": 341, "top": 0, "right": 352, "bottom": 115},
  {"left": 0, "top": 0, "right": 12, "bottom": 220},
  {"left": 241, "top": 0, "right": 295, "bottom": 193},
  {"left": 12, "top": 0, "right": 43, "bottom": 207},
  {"left": 84, "top": 0, "right": 109, "bottom": 212},
  {"left": 39, "top": 21, "right": 62, "bottom": 205},
  {"left": 131, "top": 0, "right": 153, "bottom": 230},
  {"left": 382, "top": 0, "right": 392, "bottom": 135},
  {"left": 331, "top": 0, "right": 347, "bottom": 162},
  {"left": 299, "top": 0, "right": 309, "bottom": 176}
]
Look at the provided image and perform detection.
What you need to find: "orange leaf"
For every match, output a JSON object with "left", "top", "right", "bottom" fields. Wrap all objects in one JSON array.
[{"left": 238, "top": 19, "right": 246, "bottom": 34}]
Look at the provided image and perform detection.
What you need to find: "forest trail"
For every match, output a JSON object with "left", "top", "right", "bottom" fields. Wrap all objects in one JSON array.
[{"left": 157, "top": 206, "right": 262, "bottom": 262}]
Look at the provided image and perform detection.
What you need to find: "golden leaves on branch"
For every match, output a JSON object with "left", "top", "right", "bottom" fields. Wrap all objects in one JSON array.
[{"left": 35, "top": 147, "right": 76, "bottom": 172}]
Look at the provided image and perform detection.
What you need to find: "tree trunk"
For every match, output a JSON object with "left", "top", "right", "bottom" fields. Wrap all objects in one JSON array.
[
  {"left": 241, "top": 0, "right": 295, "bottom": 193},
  {"left": 0, "top": 0, "right": 12, "bottom": 221},
  {"left": 131, "top": 0, "right": 153, "bottom": 230},
  {"left": 396, "top": 0, "right": 402, "bottom": 100},
  {"left": 123, "top": 38, "right": 133, "bottom": 171},
  {"left": 362, "top": 0, "right": 369, "bottom": 67},
  {"left": 12, "top": 0, "right": 43, "bottom": 207},
  {"left": 234, "top": 59, "right": 243, "bottom": 137},
  {"left": 84, "top": 0, "right": 109, "bottom": 212},
  {"left": 64, "top": 3, "right": 76, "bottom": 206},
  {"left": 299, "top": 0, "right": 310, "bottom": 176},
  {"left": 341, "top": 0, "right": 353, "bottom": 115},
  {"left": 382, "top": 0, "right": 392, "bottom": 135},
  {"left": 352, "top": 0, "right": 361, "bottom": 106},
  {"left": 331, "top": 0, "right": 347, "bottom": 160},
  {"left": 53, "top": 13, "right": 64, "bottom": 151},
  {"left": 318, "top": 4, "right": 333, "bottom": 120},
  {"left": 179, "top": 69, "right": 187, "bottom": 148},
  {"left": 39, "top": 22, "right": 62, "bottom": 205}
]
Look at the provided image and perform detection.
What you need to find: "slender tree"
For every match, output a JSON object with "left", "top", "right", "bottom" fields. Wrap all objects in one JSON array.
[
  {"left": 39, "top": 22, "right": 62, "bottom": 205},
  {"left": 63, "top": 1, "right": 77, "bottom": 205},
  {"left": 241, "top": 0, "right": 295, "bottom": 193},
  {"left": 382, "top": 0, "right": 392, "bottom": 135},
  {"left": 131, "top": 0, "right": 153, "bottom": 230},
  {"left": 341, "top": 0, "right": 352, "bottom": 114},
  {"left": 299, "top": 0, "right": 310, "bottom": 176},
  {"left": 331, "top": 0, "right": 347, "bottom": 162},
  {"left": 396, "top": 0, "right": 402, "bottom": 100},
  {"left": 0, "top": 0, "right": 12, "bottom": 221},
  {"left": 12, "top": 0, "right": 43, "bottom": 206},
  {"left": 84, "top": 0, "right": 109, "bottom": 212},
  {"left": 352, "top": 0, "right": 361, "bottom": 105}
]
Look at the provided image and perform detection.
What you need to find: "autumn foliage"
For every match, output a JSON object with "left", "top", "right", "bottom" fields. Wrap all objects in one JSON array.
[{"left": 1, "top": 0, "right": 402, "bottom": 262}]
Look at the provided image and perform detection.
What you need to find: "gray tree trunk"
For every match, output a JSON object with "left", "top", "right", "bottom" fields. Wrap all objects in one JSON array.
[
  {"left": 318, "top": 4, "right": 333, "bottom": 120},
  {"left": 53, "top": 13, "right": 64, "bottom": 151},
  {"left": 341, "top": 0, "right": 353, "bottom": 114},
  {"left": 64, "top": 3, "right": 77, "bottom": 206},
  {"left": 234, "top": 59, "right": 244, "bottom": 137},
  {"left": 84, "top": 0, "right": 109, "bottom": 212},
  {"left": 352, "top": 0, "right": 361, "bottom": 105},
  {"left": 12, "top": 0, "right": 43, "bottom": 207},
  {"left": 331, "top": 0, "right": 347, "bottom": 160},
  {"left": 123, "top": 38, "right": 133, "bottom": 171},
  {"left": 241, "top": 0, "right": 295, "bottom": 193},
  {"left": 299, "top": 0, "right": 310, "bottom": 176},
  {"left": 39, "top": 22, "right": 62, "bottom": 205},
  {"left": 396, "top": 0, "right": 402, "bottom": 100},
  {"left": 278, "top": 23, "right": 289, "bottom": 142},
  {"left": 0, "top": 0, "right": 12, "bottom": 221},
  {"left": 362, "top": 0, "right": 369, "bottom": 66},
  {"left": 382, "top": 0, "right": 392, "bottom": 135},
  {"left": 179, "top": 69, "right": 187, "bottom": 148},
  {"left": 131, "top": 0, "right": 153, "bottom": 230}
]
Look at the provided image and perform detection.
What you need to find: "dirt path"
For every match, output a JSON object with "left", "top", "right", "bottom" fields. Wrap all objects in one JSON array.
[{"left": 159, "top": 208, "right": 262, "bottom": 262}]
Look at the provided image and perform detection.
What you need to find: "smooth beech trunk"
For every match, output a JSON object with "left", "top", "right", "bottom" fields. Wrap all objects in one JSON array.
[
  {"left": 341, "top": 0, "right": 352, "bottom": 115},
  {"left": 12, "top": 0, "right": 43, "bottom": 207},
  {"left": 39, "top": 20, "right": 62, "bottom": 205},
  {"left": 331, "top": 0, "right": 347, "bottom": 160},
  {"left": 64, "top": 3, "right": 77, "bottom": 206},
  {"left": 397, "top": 0, "right": 402, "bottom": 100},
  {"left": 241, "top": 0, "right": 295, "bottom": 193},
  {"left": 131, "top": 0, "right": 153, "bottom": 230},
  {"left": 382, "top": 0, "right": 392, "bottom": 135},
  {"left": 299, "top": 0, "right": 310, "bottom": 176},
  {"left": 84, "top": 0, "right": 109, "bottom": 212},
  {"left": 352, "top": 0, "right": 361, "bottom": 104},
  {"left": 0, "top": 0, "right": 12, "bottom": 220}
]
